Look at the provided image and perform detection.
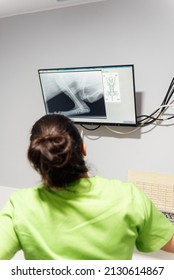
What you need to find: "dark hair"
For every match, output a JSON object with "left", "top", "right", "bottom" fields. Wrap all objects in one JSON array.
[{"left": 27, "top": 114, "right": 88, "bottom": 188}]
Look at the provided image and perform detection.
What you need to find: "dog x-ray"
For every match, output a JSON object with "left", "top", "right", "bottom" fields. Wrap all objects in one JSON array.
[
  {"left": 40, "top": 71, "right": 107, "bottom": 118},
  {"left": 38, "top": 65, "right": 137, "bottom": 126}
]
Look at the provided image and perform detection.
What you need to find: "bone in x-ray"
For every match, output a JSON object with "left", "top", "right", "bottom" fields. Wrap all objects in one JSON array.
[{"left": 41, "top": 71, "right": 105, "bottom": 116}]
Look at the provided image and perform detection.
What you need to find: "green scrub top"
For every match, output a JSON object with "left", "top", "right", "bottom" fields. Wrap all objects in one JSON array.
[{"left": 0, "top": 176, "right": 174, "bottom": 260}]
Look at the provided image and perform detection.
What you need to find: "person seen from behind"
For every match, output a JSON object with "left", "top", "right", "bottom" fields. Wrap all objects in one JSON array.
[{"left": 0, "top": 114, "right": 174, "bottom": 259}]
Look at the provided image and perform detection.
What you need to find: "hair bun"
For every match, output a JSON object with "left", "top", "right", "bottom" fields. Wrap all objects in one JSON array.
[
  {"left": 34, "top": 133, "right": 72, "bottom": 168},
  {"left": 28, "top": 114, "right": 88, "bottom": 188}
]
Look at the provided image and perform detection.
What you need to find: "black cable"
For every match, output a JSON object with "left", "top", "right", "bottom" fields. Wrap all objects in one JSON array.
[
  {"left": 137, "top": 114, "right": 163, "bottom": 121},
  {"left": 137, "top": 77, "right": 174, "bottom": 127},
  {"left": 80, "top": 124, "right": 101, "bottom": 131},
  {"left": 163, "top": 115, "right": 174, "bottom": 121},
  {"left": 161, "top": 78, "right": 174, "bottom": 106}
]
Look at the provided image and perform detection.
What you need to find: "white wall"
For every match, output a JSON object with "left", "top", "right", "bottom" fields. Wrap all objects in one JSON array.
[{"left": 0, "top": 0, "right": 174, "bottom": 259}]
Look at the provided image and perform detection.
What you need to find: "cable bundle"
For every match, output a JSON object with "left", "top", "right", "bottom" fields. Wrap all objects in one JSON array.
[{"left": 137, "top": 77, "right": 174, "bottom": 127}]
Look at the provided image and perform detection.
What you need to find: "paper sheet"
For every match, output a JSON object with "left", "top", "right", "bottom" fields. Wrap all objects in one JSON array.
[{"left": 128, "top": 170, "right": 174, "bottom": 216}]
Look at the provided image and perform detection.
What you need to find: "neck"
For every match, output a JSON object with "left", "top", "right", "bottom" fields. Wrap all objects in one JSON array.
[{"left": 80, "top": 173, "right": 89, "bottom": 179}]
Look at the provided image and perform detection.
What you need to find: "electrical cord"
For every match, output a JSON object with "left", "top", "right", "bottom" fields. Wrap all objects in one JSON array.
[
  {"left": 137, "top": 77, "right": 174, "bottom": 127},
  {"left": 137, "top": 102, "right": 174, "bottom": 126},
  {"left": 80, "top": 124, "right": 101, "bottom": 131}
]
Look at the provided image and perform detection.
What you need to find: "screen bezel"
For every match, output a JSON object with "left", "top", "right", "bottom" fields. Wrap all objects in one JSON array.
[{"left": 38, "top": 64, "right": 137, "bottom": 127}]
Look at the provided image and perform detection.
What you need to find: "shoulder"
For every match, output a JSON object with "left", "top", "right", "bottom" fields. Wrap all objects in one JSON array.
[
  {"left": 92, "top": 176, "right": 146, "bottom": 203},
  {"left": 9, "top": 185, "right": 44, "bottom": 204},
  {"left": 94, "top": 176, "right": 140, "bottom": 193}
]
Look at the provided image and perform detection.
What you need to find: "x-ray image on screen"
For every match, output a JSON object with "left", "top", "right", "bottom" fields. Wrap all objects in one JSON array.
[
  {"left": 38, "top": 65, "right": 137, "bottom": 126},
  {"left": 39, "top": 71, "right": 107, "bottom": 119}
]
